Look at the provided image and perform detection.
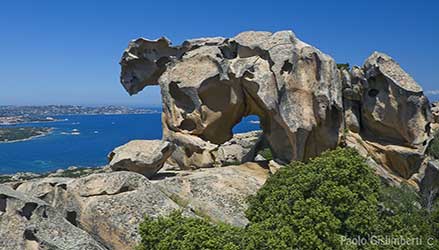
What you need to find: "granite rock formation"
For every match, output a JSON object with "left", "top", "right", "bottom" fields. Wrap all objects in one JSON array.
[
  {"left": 0, "top": 185, "right": 106, "bottom": 250},
  {"left": 120, "top": 30, "right": 433, "bottom": 187},
  {"left": 343, "top": 52, "right": 432, "bottom": 185},
  {"left": 1, "top": 163, "right": 268, "bottom": 249},
  {"left": 121, "top": 31, "right": 343, "bottom": 169}
]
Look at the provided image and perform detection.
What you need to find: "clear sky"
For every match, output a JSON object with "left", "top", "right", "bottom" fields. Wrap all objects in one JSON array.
[{"left": 0, "top": 0, "right": 438, "bottom": 107}]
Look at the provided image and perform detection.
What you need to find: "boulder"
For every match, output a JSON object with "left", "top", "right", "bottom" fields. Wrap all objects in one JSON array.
[
  {"left": 343, "top": 52, "right": 433, "bottom": 184},
  {"left": 0, "top": 185, "right": 106, "bottom": 250},
  {"left": 215, "top": 130, "right": 264, "bottom": 166},
  {"left": 16, "top": 165, "right": 268, "bottom": 248},
  {"left": 108, "top": 140, "right": 175, "bottom": 178},
  {"left": 121, "top": 30, "right": 343, "bottom": 170},
  {"left": 432, "top": 102, "right": 439, "bottom": 124},
  {"left": 51, "top": 171, "right": 183, "bottom": 250},
  {"left": 154, "top": 162, "right": 269, "bottom": 227},
  {"left": 420, "top": 160, "right": 439, "bottom": 210}
]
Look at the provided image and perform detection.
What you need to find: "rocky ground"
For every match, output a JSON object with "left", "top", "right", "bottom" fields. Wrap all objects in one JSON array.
[{"left": 0, "top": 162, "right": 269, "bottom": 249}]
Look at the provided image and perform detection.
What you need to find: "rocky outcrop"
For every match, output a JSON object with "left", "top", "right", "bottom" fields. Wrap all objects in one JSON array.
[
  {"left": 108, "top": 140, "right": 175, "bottom": 178},
  {"left": 432, "top": 102, "right": 439, "bottom": 125},
  {"left": 121, "top": 31, "right": 343, "bottom": 169},
  {"left": 119, "top": 31, "right": 434, "bottom": 188},
  {"left": 420, "top": 160, "right": 439, "bottom": 210},
  {"left": 154, "top": 162, "right": 269, "bottom": 227},
  {"left": 50, "top": 171, "right": 182, "bottom": 250},
  {"left": 2, "top": 164, "right": 268, "bottom": 249},
  {"left": 343, "top": 52, "right": 432, "bottom": 184},
  {"left": 0, "top": 185, "right": 106, "bottom": 250}
]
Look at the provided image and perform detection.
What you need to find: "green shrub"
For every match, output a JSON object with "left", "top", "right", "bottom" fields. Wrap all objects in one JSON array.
[
  {"left": 337, "top": 63, "right": 350, "bottom": 71},
  {"left": 427, "top": 131, "right": 439, "bottom": 159},
  {"left": 136, "top": 212, "right": 242, "bottom": 250},
  {"left": 137, "top": 148, "right": 439, "bottom": 250},
  {"left": 245, "top": 148, "right": 380, "bottom": 249},
  {"left": 257, "top": 148, "right": 273, "bottom": 161}
]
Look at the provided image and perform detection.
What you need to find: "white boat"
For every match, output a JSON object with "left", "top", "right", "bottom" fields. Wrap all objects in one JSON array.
[{"left": 71, "top": 129, "right": 80, "bottom": 135}]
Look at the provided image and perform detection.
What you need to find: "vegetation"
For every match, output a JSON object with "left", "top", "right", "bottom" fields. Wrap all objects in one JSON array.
[
  {"left": 137, "top": 148, "right": 439, "bottom": 250},
  {"left": 427, "top": 130, "right": 439, "bottom": 159},
  {"left": 0, "top": 127, "right": 51, "bottom": 143},
  {"left": 337, "top": 63, "right": 350, "bottom": 71},
  {"left": 257, "top": 147, "right": 273, "bottom": 161},
  {"left": 136, "top": 212, "right": 243, "bottom": 250}
]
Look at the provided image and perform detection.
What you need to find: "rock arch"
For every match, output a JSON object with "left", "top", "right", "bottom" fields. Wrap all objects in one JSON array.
[
  {"left": 119, "top": 31, "right": 433, "bottom": 189},
  {"left": 120, "top": 31, "right": 343, "bottom": 169}
]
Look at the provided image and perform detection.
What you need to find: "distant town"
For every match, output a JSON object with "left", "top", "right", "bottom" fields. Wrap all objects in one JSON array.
[{"left": 0, "top": 105, "right": 159, "bottom": 125}]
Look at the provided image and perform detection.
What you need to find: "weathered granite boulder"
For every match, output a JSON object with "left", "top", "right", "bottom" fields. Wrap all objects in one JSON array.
[
  {"left": 120, "top": 30, "right": 343, "bottom": 169},
  {"left": 154, "top": 162, "right": 269, "bottom": 227},
  {"left": 2, "top": 163, "right": 269, "bottom": 249},
  {"left": 50, "top": 171, "right": 182, "bottom": 250},
  {"left": 420, "top": 160, "right": 439, "bottom": 210},
  {"left": 0, "top": 185, "right": 106, "bottom": 250},
  {"left": 215, "top": 130, "right": 264, "bottom": 166},
  {"left": 108, "top": 140, "right": 175, "bottom": 178},
  {"left": 432, "top": 102, "right": 439, "bottom": 124},
  {"left": 343, "top": 52, "right": 433, "bottom": 183}
]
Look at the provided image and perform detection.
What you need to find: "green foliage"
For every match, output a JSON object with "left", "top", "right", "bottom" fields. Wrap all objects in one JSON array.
[
  {"left": 137, "top": 148, "right": 439, "bottom": 250},
  {"left": 427, "top": 130, "right": 439, "bottom": 159},
  {"left": 136, "top": 212, "right": 242, "bottom": 250},
  {"left": 337, "top": 63, "right": 350, "bottom": 71},
  {"left": 245, "top": 148, "right": 380, "bottom": 249},
  {"left": 258, "top": 148, "right": 273, "bottom": 161}
]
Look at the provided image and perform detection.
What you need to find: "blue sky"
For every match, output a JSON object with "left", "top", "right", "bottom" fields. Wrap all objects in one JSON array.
[{"left": 0, "top": 0, "right": 438, "bottom": 107}]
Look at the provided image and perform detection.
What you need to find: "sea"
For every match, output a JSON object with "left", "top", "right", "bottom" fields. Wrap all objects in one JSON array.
[{"left": 0, "top": 113, "right": 260, "bottom": 174}]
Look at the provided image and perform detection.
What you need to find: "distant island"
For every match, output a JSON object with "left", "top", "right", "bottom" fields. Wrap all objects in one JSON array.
[
  {"left": 0, "top": 105, "right": 159, "bottom": 142},
  {"left": 0, "top": 105, "right": 159, "bottom": 125},
  {"left": 0, "top": 127, "right": 52, "bottom": 143}
]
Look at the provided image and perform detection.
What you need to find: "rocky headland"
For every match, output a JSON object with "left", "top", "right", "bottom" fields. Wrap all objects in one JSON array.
[{"left": 1, "top": 30, "right": 438, "bottom": 249}]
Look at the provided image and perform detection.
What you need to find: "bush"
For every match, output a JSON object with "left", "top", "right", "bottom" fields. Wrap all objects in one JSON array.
[
  {"left": 136, "top": 212, "right": 242, "bottom": 250},
  {"left": 137, "top": 148, "right": 439, "bottom": 250},
  {"left": 337, "top": 63, "right": 350, "bottom": 71},
  {"left": 245, "top": 148, "right": 380, "bottom": 249},
  {"left": 427, "top": 131, "right": 439, "bottom": 159},
  {"left": 257, "top": 148, "right": 273, "bottom": 161}
]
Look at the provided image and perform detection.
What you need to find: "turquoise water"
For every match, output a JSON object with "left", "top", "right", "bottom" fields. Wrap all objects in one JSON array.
[{"left": 0, "top": 114, "right": 259, "bottom": 174}]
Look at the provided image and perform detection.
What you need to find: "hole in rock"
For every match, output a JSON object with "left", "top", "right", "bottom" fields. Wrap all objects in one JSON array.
[
  {"left": 425, "top": 122, "right": 431, "bottom": 134},
  {"left": 0, "top": 195, "right": 7, "bottom": 212},
  {"left": 18, "top": 202, "right": 38, "bottom": 220},
  {"left": 368, "top": 89, "right": 379, "bottom": 98},
  {"left": 23, "top": 228, "right": 38, "bottom": 241},
  {"left": 66, "top": 211, "right": 78, "bottom": 226},
  {"left": 179, "top": 119, "right": 197, "bottom": 131},
  {"left": 169, "top": 81, "right": 195, "bottom": 112},
  {"left": 281, "top": 60, "right": 293, "bottom": 74}
]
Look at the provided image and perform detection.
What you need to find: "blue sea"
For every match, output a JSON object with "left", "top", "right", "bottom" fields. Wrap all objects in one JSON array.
[{"left": 0, "top": 113, "right": 260, "bottom": 174}]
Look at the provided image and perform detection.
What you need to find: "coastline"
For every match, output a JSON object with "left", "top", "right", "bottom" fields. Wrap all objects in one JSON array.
[
  {"left": 0, "top": 127, "right": 54, "bottom": 144},
  {"left": 0, "top": 112, "right": 161, "bottom": 126}
]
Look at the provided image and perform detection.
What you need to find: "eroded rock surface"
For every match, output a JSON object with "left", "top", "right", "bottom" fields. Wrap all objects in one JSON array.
[
  {"left": 51, "top": 171, "right": 182, "bottom": 250},
  {"left": 432, "top": 102, "right": 439, "bottom": 125},
  {"left": 108, "top": 140, "right": 175, "bottom": 178},
  {"left": 0, "top": 185, "right": 106, "bottom": 250},
  {"left": 121, "top": 30, "right": 343, "bottom": 169},
  {"left": 119, "top": 31, "right": 434, "bottom": 187},
  {"left": 154, "top": 162, "right": 269, "bottom": 227},
  {"left": 343, "top": 52, "right": 432, "bottom": 184}
]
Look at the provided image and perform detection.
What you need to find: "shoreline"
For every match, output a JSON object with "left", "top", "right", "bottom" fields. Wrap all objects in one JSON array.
[
  {"left": 0, "top": 112, "right": 161, "bottom": 126},
  {"left": 0, "top": 128, "right": 54, "bottom": 144}
]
